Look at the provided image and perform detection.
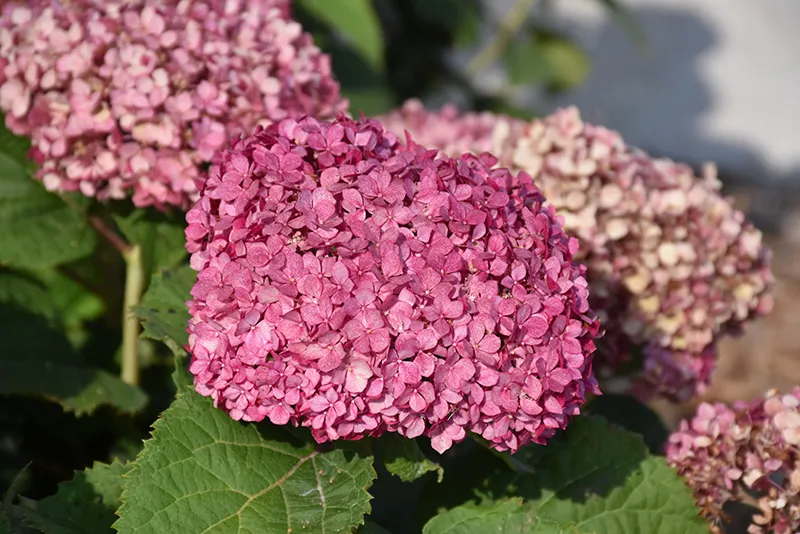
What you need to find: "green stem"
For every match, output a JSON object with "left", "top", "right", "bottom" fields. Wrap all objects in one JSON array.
[
  {"left": 120, "top": 244, "right": 144, "bottom": 386},
  {"left": 465, "top": 0, "right": 538, "bottom": 77}
]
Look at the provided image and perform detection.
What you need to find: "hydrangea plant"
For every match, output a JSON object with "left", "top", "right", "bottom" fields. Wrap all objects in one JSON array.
[
  {"left": 667, "top": 388, "right": 800, "bottom": 533},
  {"left": 184, "top": 114, "right": 600, "bottom": 453},
  {"left": 0, "top": 0, "right": 344, "bottom": 207},
  {"left": 380, "top": 100, "right": 774, "bottom": 402},
  {"left": 0, "top": 1, "right": 784, "bottom": 533}
]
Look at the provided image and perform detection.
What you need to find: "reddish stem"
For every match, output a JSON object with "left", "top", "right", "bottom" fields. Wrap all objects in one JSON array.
[{"left": 89, "top": 215, "right": 131, "bottom": 254}]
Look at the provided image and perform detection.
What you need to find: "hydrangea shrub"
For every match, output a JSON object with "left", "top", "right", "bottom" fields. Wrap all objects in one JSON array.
[
  {"left": 0, "top": 1, "right": 783, "bottom": 531},
  {"left": 380, "top": 100, "right": 774, "bottom": 401},
  {"left": 184, "top": 114, "right": 601, "bottom": 453},
  {"left": 667, "top": 389, "right": 800, "bottom": 533},
  {"left": 0, "top": 0, "right": 345, "bottom": 207}
]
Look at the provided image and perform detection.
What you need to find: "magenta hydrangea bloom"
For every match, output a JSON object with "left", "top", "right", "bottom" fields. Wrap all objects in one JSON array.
[
  {"left": 185, "top": 114, "right": 601, "bottom": 453},
  {"left": 379, "top": 100, "right": 774, "bottom": 402},
  {"left": 667, "top": 389, "right": 800, "bottom": 533},
  {"left": 0, "top": 0, "right": 345, "bottom": 208}
]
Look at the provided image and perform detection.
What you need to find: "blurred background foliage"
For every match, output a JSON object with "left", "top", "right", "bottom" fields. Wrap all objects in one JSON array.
[{"left": 294, "top": 0, "right": 640, "bottom": 118}]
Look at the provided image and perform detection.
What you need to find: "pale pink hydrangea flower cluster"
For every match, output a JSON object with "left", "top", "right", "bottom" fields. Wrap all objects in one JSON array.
[
  {"left": 666, "top": 389, "right": 800, "bottom": 533},
  {"left": 0, "top": 0, "right": 345, "bottom": 208},
  {"left": 185, "top": 114, "right": 601, "bottom": 453},
  {"left": 379, "top": 100, "right": 773, "bottom": 402}
]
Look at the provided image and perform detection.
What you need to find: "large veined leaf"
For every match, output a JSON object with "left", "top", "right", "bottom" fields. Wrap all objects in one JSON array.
[
  {"left": 21, "top": 460, "right": 129, "bottom": 534},
  {"left": 0, "top": 121, "right": 96, "bottom": 269},
  {"left": 422, "top": 499, "right": 573, "bottom": 534},
  {"left": 0, "top": 273, "right": 146, "bottom": 415},
  {"left": 299, "top": 0, "right": 384, "bottom": 71},
  {"left": 503, "top": 416, "right": 707, "bottom": 534},
  {"left": 114, "top": 388, "right": 377, "bottom": 534}
]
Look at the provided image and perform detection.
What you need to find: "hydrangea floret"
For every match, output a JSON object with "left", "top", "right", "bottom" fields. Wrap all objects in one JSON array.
[
  {"left": 184, "top": 114, "right": 601, "bottom": 453},
  {"left": 379, "top": 100, "right": 773, "bottom": 402},
  {"left": 667, "top": 388, "right": 800, "bottom": 533},
  {"left": 0, "top": 0, "right": 345, "bottom": 207}
]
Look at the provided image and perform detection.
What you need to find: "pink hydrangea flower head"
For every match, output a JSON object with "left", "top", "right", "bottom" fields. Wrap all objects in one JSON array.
[
  {"left": 666, "top": 388, "right": 800, "bottom": 533},
  {"left": 0, "top": 0, "right": 346, "bottom": 207},
  {"left": 379, "top": 100, "right": 774, "bottom": 402},
  {"left": 185, "top": 114, "right": 601, "bottom": 453}
]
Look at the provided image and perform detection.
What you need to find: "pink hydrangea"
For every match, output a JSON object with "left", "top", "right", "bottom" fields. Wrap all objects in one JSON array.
[
  {"left": 380, "top": 100, "right": 774, "bottom": 402},
  {"left": 0, "top": 0, "right": 346, "bottom": 208},
  {"left": 185, "top": 114, "right": 601, "bottom": 453},
  {"left": 667, "top": 388, "right": 800, "bottom": 533}
]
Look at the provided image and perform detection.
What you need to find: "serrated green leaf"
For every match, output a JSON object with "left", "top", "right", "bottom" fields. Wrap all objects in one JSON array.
[
  {"left": 422, "top": 498, "right": 568, "bottom": 534},
  {"left": 377, "top": 435, "right": 443, "bottom": 483},
  {"left": 113, "top": 207, "right": 187, "bottom": 279},
  {"left": 133, "top": 266, "right": 195, "bottom": 388},
  {"left": 133, "top": 266, "right": 195, "bottom": 357},
  {"left": 114, "top": 387, "right": 376, "bottom": 534},
  {"left": 299, "top": 0, "right": 384, "bottom": 71},
  {"left": 507, "top": 416, "right": 707, "bottom": 533},
  {"left": 0, "top": 121, "right": 96, "bottom": 269},
  {"left": 0, "top": 302, "right": 147, "bottom": 416},
  {"left": 23, "top": 460, "right": 129, "bottom": 534}
]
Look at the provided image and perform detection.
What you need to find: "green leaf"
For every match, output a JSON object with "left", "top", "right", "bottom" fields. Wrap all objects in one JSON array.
[
  {"left": 422, "top": 498, "right": 567, "bottom": 534},
  {"left": 134, "top": 266, "right": 195, "bottom": 387},
  {"left": 0, "top": 505, "right": 38, "bottom": 534},
  {"left": 32, "top": 269, "right": 105, "bottom": 349},
  {"left": 453, "top": 5, "right": 482, "bottom": 47},
  {"left": 539, "top": 35, "right": 590, "bottom": 92},
  {"left": 0, "top": 294, "right": 147, "bottom": 415},
  {"left": 505, "top": 34, "right": 552, "bottom": 86},
  {"left": 0, "top": 122, "right": 96, "bottom": 269},
  {"left": 299, "top": 0, "right": 384, "bottom": 71},
  {"left": 23, "top": 460, "right": 129, "bottom": 534},
  {"left": 377, "top": 435, "right": 443, "bottom": 483},
  {"left": 0, "top": 270, "right": 58, "bottom": 321},
  {"left": 506, "top": 416, "right": 707, "bottom": 533},
  {"left": 133, "top": 266, "right": 195, "bottom": 357},
  {"left": 113, "top": 207, "right": 187, "bottom": 280},
  {"left": 0, "top": 508, "right": 10, "bottom": 534},
  {"left": 586, "top": 394, "right": 670, "bottom": 454},
  {"left": 114, "top": 387, "right": 376, "bottom": 534},
  {"left": 344, "top": 87, "right": 395, "bottom": 117}
]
